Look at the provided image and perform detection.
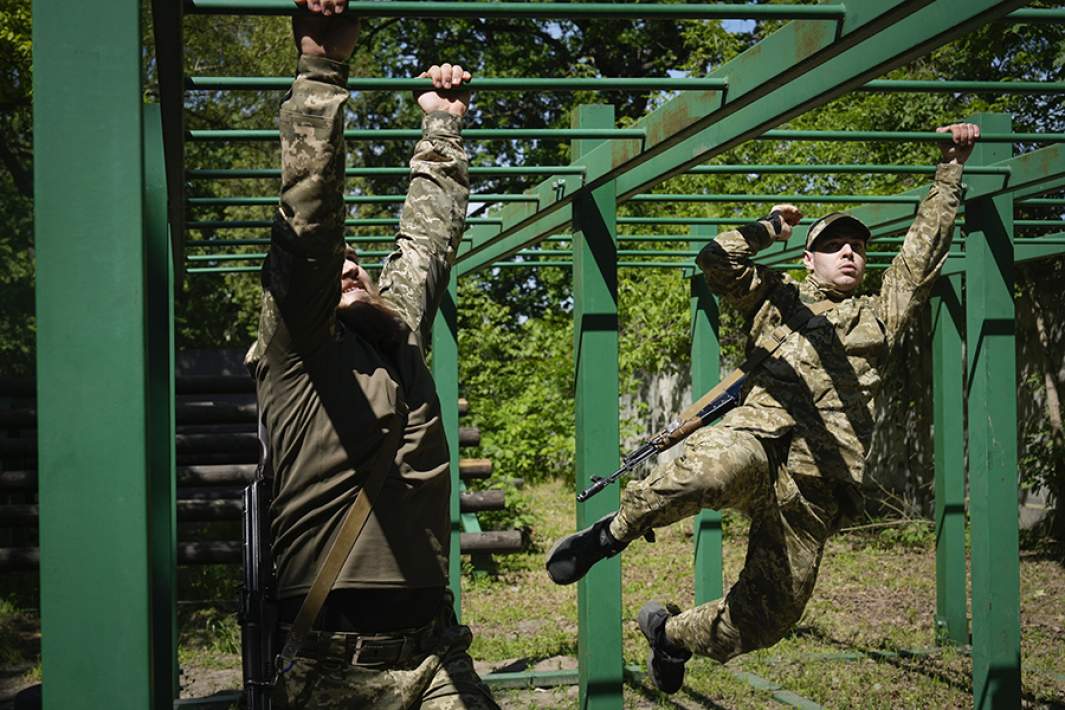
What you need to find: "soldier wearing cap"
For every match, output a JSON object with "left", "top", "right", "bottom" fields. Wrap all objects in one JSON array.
[{"left": 546, "top": 123, "right": 980, "bottom": 693}]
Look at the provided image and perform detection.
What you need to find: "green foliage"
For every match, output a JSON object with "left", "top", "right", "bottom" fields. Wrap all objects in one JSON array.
[{"left": 457, "top": 271, "right": 575, "bottom": 485}]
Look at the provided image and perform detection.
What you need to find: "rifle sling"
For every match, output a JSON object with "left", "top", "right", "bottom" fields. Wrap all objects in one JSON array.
[
  {"left": 674, "top": 299, "right": 836, "bottom": 424},
  {"left": 278, "top": 420, "right": 403, "bottom": 664}
]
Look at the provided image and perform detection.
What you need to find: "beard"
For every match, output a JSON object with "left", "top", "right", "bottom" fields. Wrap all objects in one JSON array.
[{"left": 337, "top": 294, "right": 406, "bottom": 348}]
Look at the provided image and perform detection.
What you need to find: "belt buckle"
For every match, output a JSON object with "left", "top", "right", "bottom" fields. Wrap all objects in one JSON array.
[{"left": 349, "top": 635, "right": 408, "bottom": 667}]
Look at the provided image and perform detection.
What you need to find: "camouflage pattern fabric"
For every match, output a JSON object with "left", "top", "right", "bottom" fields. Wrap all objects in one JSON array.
[
  {"left": 611, "top": 426, "right": 839, "bottom": 662},
  {"left": 609, "top": 164, "right": 963, "bottom": 660},
  {"left": 377, "top": 111, "right": 470, "bottom": 350},
  {"left": 273, "top": 597, "right": 499, "bottom": 709},
  {"left": 692, "top": 162, "right": 964, "bottom": 490}
]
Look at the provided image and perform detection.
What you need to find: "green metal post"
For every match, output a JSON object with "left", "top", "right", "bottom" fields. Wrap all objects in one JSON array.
[
  {"left": 964, "top": 113, "right": 1021, "bottom": 709},
  {"left": 144, "top": 104, "right": 178, "bottom": 704},
  {"left": 431, "top": 274, "right": 462, "bottom": 619},
  {"left": 572, "top": 105, "right": 623, "bottom": 710},
  {"left": 34, "top": 1, "right": 160, "bottom": 707},
  {"left": 930, "top": 264, "right": 967, "bottom": 646},
  {"left": 688, "top": 226, "right": 723, "bottom": 605}
]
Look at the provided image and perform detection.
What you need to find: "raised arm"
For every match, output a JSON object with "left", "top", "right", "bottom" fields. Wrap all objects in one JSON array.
[
  {"left": 696, "top": 204, "right": 800, "bottom": 316},
  {"left": 250, "top": 11, "right": 360, "bottom": 359},
  {"left": 377, "top": 64, "right": 471, "bottom": 351},
  {"left": 876, "top": 123, "right": 978, "bottom": 345}
]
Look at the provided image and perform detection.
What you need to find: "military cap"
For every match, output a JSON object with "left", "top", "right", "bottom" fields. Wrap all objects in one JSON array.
[{"left": 804, "top": 213, "right": 872, "bottom": 251}]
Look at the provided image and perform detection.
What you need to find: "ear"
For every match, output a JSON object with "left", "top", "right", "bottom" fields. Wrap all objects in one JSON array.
[{"left": 802, "top": 250, "right": 814, "bottom": 271}]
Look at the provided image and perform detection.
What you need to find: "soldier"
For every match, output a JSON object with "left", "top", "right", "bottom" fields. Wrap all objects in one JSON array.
[
  {"left": 547, "top": 124, "right": 980, "bottom": 693},
  {"left": 244, "top": 2, "right": 498, "bottom": 707}
]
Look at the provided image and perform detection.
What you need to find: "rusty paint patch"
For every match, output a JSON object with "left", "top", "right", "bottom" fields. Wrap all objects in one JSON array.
[{"left": 794, "top": 19, "right": 832, "bottom": 61}]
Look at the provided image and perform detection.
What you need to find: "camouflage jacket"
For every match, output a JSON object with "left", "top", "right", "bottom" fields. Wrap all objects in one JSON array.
[
  {"left": 697, "top": 163, "right": 964, "bottom": 494},
  {"left": 245, "top": 55, "right": 469, "bottom": 597}
]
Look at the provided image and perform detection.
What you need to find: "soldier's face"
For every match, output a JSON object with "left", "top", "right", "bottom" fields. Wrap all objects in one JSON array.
[
  {"left": 803, "top": 234, "right": 867, "bottom": 293},
  {"left": 338, "top": 251, "right": 380, "bottom": 311}
]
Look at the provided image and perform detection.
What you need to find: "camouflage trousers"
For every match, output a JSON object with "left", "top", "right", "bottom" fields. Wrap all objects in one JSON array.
[
  {"left": 610, "top": 425, "right": 842, "bottom": 663},
  {"left": 273, "top": 600, "right": 498, "bottom": 709}
]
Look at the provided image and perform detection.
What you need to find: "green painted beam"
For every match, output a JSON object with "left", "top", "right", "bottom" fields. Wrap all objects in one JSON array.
[
  {"left": 187, "top": 217, "right": 503, "bottom": 229},
  {"left": 758, "top": 129, "right": 1065, "bottom": 143},
  {"left": 34, "top": 1, "right": 161, "bottom": 708},
  {"left": 572, "top": 105, "right": 623, "bottom": 710},
  {"left": 1015, "top": 233, "right": 1065, "bottom": 262},
  {"left": 456, "top": 0, "right": 1028, "bottom": 273},
  {"left": 860, "top": 79, "right": 1065, "bottom": 93},
  {"left": 1005, "top": 7, "right": 1065, "bottom": 22},
  {"left": 144, "top": 104, "right": 179, "bottom": 707},
  {"left": 186, "top": 1, "right": 849, "bottom": 20},
  {"left": 628, "top": 193, "right": 922, "bottom": 204},
  {"left": 686, "top": 163, "right": 1011, "bottom": 175},
  {"left": 189, "top": 128, "right": 646, "bottom": 142},
  {"left": 148, "top": 0, "right": 186, "bottom": 278},
  {"left": 931, "top": 264, "right": 968, "bottom": 647},
  {"left": 187, "top": 76, "right": 729, "bottom": 91},
  {"left": 768, "top": 142, "right": 1065, "bottom": 262},
  {"left": 689, "top": 225, "right": 724, "bottom": 606},
  {"left": 187, "top": 194, "right": 538, "bottom": 206},
  {"left": 964, "top": 112, "right": 1021, "bottom": 709},
  {"left": 431, "top": 275, "right": 462, "bottom": 619},
  {"left": 187, "top": 166, "right": 586, "bottom": 178},
  {"left": 191, "top": 76, "right": 1065, "bottom": 94}
]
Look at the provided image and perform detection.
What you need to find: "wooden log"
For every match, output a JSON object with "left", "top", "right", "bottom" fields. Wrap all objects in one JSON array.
[
  {"left": 0, "top": 504, "right": 37, "bottom": 525},
  {"left": 458, "top": 458, "right": 492, "bottom": 479},
  {"left": 459, "top": 490, "right": 504, "bottom": 513},
  {"left": 0, "top": 547, "right": 38, "bottom": 572},
  {"left": 175, "top": 402, "right": 257, "bottom": 425},
  {"left": 0, "top": 470, "right": 36, "bottom": 490},
  {"left": 459, "top": 530, "right": 524, "bottom": 553},
  {"left": 177, "top": 499, "right": 244, "bottom": 522},
  {"left": 177, "top": 464, "right": 257, "bottom": 487},
  {"left": 458, "top": 426, "right": 480, "bottom": 447},
  {"left": 0, "top": 408, "right": 34, "bottom": 429},
  {"left": 0, "top": 528, "right": 527, "bottom": 570}
]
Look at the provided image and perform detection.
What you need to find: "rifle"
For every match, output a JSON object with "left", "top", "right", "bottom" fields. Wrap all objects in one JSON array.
[
  {"left": 577, "top": 296, "right": 838, "bottom": 503},
  {"left": 240, "top": 420, "right": 278, "bottom": 709},
  {"left": 577, "top": 377, "right": 745, "bottom": 502}
]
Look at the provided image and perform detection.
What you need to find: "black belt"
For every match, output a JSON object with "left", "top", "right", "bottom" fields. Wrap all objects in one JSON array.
[
  {"left": 279, "top": 587, "right": 445, "bottom": 633},
  {"left": 279, "top": 623, "right": 434, "bottom": 668}
]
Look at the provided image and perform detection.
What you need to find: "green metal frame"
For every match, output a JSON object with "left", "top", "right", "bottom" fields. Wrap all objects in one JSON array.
[
  {"left": 35, "top": 2, "right": 176, "bottom": 708},
  {"left": 33, "top": 0, "right": 1065, "bottom": 705},
  {"left": 965, "top": 113, "right": 1023, "bottom": 709},
  {"left": 688, "top": 225, "right": 724, "bottom": 605},
  {"left": 571, "top": 105, "right": 624, "bottom": 709},
  {"left": 431, "top": 275, "right": 463, "bottom": 619}
]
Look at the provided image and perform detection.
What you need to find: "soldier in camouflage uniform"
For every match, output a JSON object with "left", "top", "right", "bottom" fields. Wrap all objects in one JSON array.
[
  {"left": 547, "top": 123, "right": 981, "bottom": 693},
  {"left": 245, "top": 4, "right": 497, "bottom": 708}
]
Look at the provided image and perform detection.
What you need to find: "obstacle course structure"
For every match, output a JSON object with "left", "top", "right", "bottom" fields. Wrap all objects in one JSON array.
[{"left": 29, "top": 1, "right": 1065, "bottom": 708}]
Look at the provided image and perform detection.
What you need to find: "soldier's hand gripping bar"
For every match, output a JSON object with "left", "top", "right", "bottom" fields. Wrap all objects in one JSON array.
[{"left": 576, "top": 378, "right": 746, "bottom": 502}]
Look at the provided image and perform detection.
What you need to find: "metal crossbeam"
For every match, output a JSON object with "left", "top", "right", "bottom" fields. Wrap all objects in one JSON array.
[
  {"left": 759, "top": 142, "right": 1065, "bottom": 263},
  {"left": 185, "top": 1, "right": 849, "bottom": 20},
  {"left": 455, "top": 0, "right": 1029, "bottom": 275}
]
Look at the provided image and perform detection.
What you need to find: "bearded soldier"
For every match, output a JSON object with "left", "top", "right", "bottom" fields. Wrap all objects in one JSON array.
[
  {"left": 547, "top": 123, "right": 980, "bottom": 694},
  {"left": 245, "top": 2, "right": 498, "bottom": 707}
]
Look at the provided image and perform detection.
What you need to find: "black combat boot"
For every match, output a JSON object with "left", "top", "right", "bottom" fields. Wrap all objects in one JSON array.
[
  {"left": 545, "top": 513, "right": 629, "bottom": 585},
  {"left": 638, "top": 601, "right": 692, "bottom": 694}
]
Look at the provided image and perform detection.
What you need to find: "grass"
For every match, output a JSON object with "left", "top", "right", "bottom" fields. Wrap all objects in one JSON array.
[
  {"left": 2, "top": 478, "right": 1062, "bottom": 708},
  {"left": 464, "top": 479, "right": 1065, "bottom": 709}
]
